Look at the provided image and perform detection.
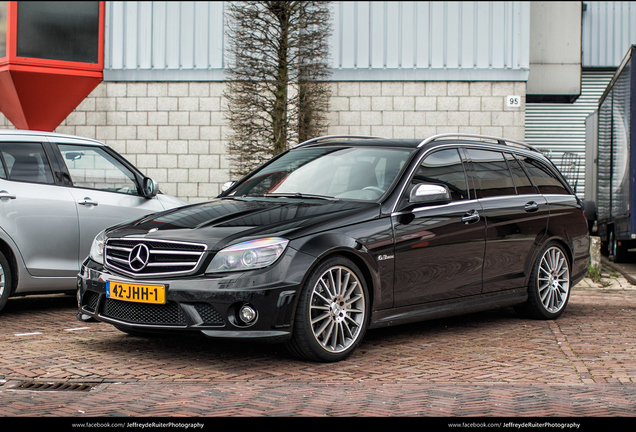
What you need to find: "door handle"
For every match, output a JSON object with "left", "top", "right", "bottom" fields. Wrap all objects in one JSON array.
[
  {"left": 0, "top": 190, "right": 16, "bottom": 201},
  {"left": 78, "top": 197, "right": 99, "bottom": 206},
  {"left": 524, "top": 201, "right": 539, "bottom": 213},
  {"left": 462, "top": 210, "right": 480, "bottom": 224}
]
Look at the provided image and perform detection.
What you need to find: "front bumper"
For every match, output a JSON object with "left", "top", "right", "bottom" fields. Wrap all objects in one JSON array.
[{"left": 76, "top": 259, "right": 302, "bottom": 342}]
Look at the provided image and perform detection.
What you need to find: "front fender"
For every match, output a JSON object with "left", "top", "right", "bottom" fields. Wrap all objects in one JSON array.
[{"left": 290, "top": 217, "right": 395, "bottom": 311}]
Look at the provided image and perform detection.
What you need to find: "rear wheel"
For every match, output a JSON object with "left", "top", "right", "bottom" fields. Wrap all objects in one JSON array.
[
  {"left": 515, "top": 242, "right": 571, "bottom": 320},
  {"left": 0, "top": 251, "right": 12, "bottom": 313},
  {"left": 287, "top": 256, "right": 369, "bottom": 362}
]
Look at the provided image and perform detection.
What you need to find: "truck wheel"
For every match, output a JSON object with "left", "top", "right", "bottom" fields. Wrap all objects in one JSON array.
[{"left": 609, "top": 230, "right": 628, "bottom": 263}]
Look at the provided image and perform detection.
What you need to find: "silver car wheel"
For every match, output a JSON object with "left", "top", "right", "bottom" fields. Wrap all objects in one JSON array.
[
  {"left": 309, "top": 265, "right": 366, "bottom": 354},
  {"left": 537, "top": 246, "right": 570, "bottom": 313},
  {"left": 0, "top": 251, "right": 11, "bottom": 313},
  {"left": 0, "top": 263, "right": 5, "bottom": 297}
]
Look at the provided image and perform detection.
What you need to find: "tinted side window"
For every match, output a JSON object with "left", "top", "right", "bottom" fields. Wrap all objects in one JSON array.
[
  {"left": 517, "top": 155, "right": 570, "bottom": 194},
  {"left": 410, "top": 149, "right": 469, "bottom": 201},
  {"left": 0, "top": 142, "right": 55, "bottom": 184},
  {"left": 466, "top": 149, "right": 515, "bottom": 198},
  {"left": 506, "top": 153, "right": 536, "bottom": 194}
]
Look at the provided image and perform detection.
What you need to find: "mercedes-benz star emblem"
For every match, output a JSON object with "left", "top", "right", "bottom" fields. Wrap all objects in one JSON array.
[{"left": 128, "top": 244, "right": 150, "bottom": 271}]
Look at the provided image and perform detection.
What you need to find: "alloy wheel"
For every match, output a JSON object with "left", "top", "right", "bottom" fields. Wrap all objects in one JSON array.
[
  {"left": 537, "top": 246, "right": 570, "bottom": 313},
  {"left": 309, "top": 265, "right": 366, "bottom": 354},
  {"left": 0, "top": 264, "right": 4, "bottom": 298}
]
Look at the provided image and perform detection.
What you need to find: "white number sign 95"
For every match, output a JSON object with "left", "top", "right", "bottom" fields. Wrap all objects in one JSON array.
[{"left": 506, "top": 95, "right": 521, "bottom": 107}]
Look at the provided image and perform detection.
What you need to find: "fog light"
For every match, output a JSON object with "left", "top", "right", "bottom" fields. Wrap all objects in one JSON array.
[{"left": 238, "top": 305, "right": 257, "bottom": 324}]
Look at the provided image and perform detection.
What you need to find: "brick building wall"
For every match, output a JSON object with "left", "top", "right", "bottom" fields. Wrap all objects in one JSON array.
[{"left": 0, "top": 80, "right": 525, "bottom": 203}]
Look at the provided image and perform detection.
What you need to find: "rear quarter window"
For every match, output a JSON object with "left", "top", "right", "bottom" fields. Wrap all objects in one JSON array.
[
  {"left": 506, "top": 153, "right": 536, "bottom": 194},
  {"left": 517, "top": 155, "right": 570, "bottom": 195},
  {"left": 0, "top": 142, "right": 55, "bottom": 184}
]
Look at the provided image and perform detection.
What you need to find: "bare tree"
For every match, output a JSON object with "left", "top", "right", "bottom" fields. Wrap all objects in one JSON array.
[{"left": 225, "top": 1, "right": 332, "bottom": 178}]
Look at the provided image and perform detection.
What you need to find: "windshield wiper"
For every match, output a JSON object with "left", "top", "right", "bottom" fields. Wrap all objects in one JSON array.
[{"left": 263, "top": 193, "right": 339, "bottom": 201}]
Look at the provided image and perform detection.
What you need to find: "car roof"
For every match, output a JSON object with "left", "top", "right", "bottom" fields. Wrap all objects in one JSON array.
[
  {"left": 0, "top": 128, "right": 104, "bottom": 146},
  {"left": 295, "top": 134, "right": 541, "bottom": 154}
]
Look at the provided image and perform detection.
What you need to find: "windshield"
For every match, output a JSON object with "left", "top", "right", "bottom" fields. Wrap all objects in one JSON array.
[{"left": 229, "top": 146, "right": 412, "bottom": 201}]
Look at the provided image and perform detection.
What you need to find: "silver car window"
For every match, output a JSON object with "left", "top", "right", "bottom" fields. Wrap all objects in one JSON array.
[
  {"left": 57, "top": 144, "right": 139, "bottom": 195},
  {"left": 0, "top": 142, "right": 55, "bottom": 184}
]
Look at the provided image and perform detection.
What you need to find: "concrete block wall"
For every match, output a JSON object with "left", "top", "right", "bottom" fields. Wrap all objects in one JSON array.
[
  {"left": 326, "top": 81, "right": 526, "bottom": 141},
  {"left": 58, "top": 82, "right": 230, "bottom": 203},
  {"left": 0, "top": 80, "right": 525, "bottom": 203}
]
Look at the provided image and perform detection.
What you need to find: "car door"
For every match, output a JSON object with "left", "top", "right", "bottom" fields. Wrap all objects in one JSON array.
[
  {"left": 464, "top": 148, "right": 549, "bottom": 294},
  {"left": 54, "top": 143, "right": 167, "bottom": 263},
  {"left": 392, "top": 147, "right": 486, "bottom": 307},
  {"left": 0, "top": 140, "right": 80, "bottom": 277}
]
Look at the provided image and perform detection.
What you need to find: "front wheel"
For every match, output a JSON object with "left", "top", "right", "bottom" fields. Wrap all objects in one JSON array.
[
  {"left": 286, "top": 256, "right": 369, "bottom": 362},
  {"left": 515, "top": 242, "right": 571, "bottom": 320}
]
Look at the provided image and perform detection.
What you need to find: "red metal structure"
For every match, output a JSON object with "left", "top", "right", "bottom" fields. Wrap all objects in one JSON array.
[{"left": 0, "top": 1, "right": 104, "bottom": 131}]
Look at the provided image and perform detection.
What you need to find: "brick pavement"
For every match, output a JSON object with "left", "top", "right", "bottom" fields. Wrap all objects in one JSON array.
[{"left": 0, "top": 266, "right": 635, "bottom": 417}]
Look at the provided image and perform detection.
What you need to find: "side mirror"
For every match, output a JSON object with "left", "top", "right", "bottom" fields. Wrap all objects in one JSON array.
[
  {"left": 409, "top": 184, "right": 451, "bottom": 206},
  {"left": 65, "top": 151, "right": 84, "bottom": 161},
  {"left": 221, "top": 181, "right": 236, "bottom": 192},
  {"left": 142, "top": 177, "right": 159, "bottom": 198}
]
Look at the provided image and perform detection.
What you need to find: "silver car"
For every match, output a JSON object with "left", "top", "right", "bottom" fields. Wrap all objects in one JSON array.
[{"left": 0, "top": 129, "right": 188, "bottom": 313}]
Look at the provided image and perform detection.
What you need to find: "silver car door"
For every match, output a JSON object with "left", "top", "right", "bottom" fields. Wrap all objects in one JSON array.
[
  {"left": 56, "top": 144, "right": 166, "bottom": 263},
  {"left": 0, "top": 141, "right": 80, "bottom": 277}
]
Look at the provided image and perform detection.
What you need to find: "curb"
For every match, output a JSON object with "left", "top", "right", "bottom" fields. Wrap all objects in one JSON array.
[{"left": 600, "top": 256, "right": 636, "bottom": 285}]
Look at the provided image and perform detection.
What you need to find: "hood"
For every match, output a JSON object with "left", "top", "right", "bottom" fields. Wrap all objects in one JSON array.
[{"left": 105, "top": 197, "right": 379, "bottom": 251}]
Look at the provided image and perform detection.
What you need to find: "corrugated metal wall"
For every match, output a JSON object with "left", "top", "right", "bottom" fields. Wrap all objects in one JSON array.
[
  {"left": 330, "top": 1, "right": 529, "bottom": 81},
  {"left": 582, "top": 1, "right": 636, "bottom": 67},
  {"left": 525, "top": 70, "right": 615, "bottom": 197},
  {"left": 104, "top": 1, "right": 636, "bottom": 79},
  {"left": 526, "top": 1, "right": 636, "bottom": 198},
  {"left": 105, "top": 1, "right": 226, "bottom": 81},
  {"left": 104, "top": 1, "right": 531, "bottom": 82}
]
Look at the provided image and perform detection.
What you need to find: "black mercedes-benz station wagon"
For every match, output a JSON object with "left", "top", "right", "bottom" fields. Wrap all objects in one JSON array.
[{"left": 77, "top": 134, "right": 589, "bottom": 362}]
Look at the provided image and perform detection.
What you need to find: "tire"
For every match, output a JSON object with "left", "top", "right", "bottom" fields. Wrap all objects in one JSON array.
[
  {"left": 286, "top": 256, "right": 370, "bottom": 362},
  {"left": 0, "top": 251, "right": 12, "bottom": 313},
  {"left": 609, "top": 230, "right": 628, "bottom": 263},
  {"left": 515, "top": 242, "right": 571, "bottom": 320}
]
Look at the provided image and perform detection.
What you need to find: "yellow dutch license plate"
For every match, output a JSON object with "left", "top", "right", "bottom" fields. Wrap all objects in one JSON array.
[{"left": 106, "top": 281, "right": 166, "bottom": 304}]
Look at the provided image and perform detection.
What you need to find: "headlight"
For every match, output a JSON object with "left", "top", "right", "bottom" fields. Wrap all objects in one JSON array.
[
  {"left": 89, "top": 230, "right": 106, "bottom": 264},
  {"left": 206, "top": 237, "right": 289, "bottom": 273}
]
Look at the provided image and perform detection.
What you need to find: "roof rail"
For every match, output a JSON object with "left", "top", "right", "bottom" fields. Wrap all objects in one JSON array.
[
  {"left": 293, "top": 135, "right": 384, "bottom": 148},
  {"left": 417, "top": 133, "right": 539, "bottom": 153}
]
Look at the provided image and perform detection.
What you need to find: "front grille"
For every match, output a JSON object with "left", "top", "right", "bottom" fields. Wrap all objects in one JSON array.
[
  {"left": 194, "top": 303, "right": 224, "bottom": 325},
  {"left": 104, "top": 238, "right": 207, "bottom": 277},
  {"left": 83, "top": 290, "right": 100, "bottom": 312},
  {"left": 102, "top": 298, "right": 187, "bottom": 326},
  {"left": 100, "top": 298, "right": 224, "bottom": 327}
]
